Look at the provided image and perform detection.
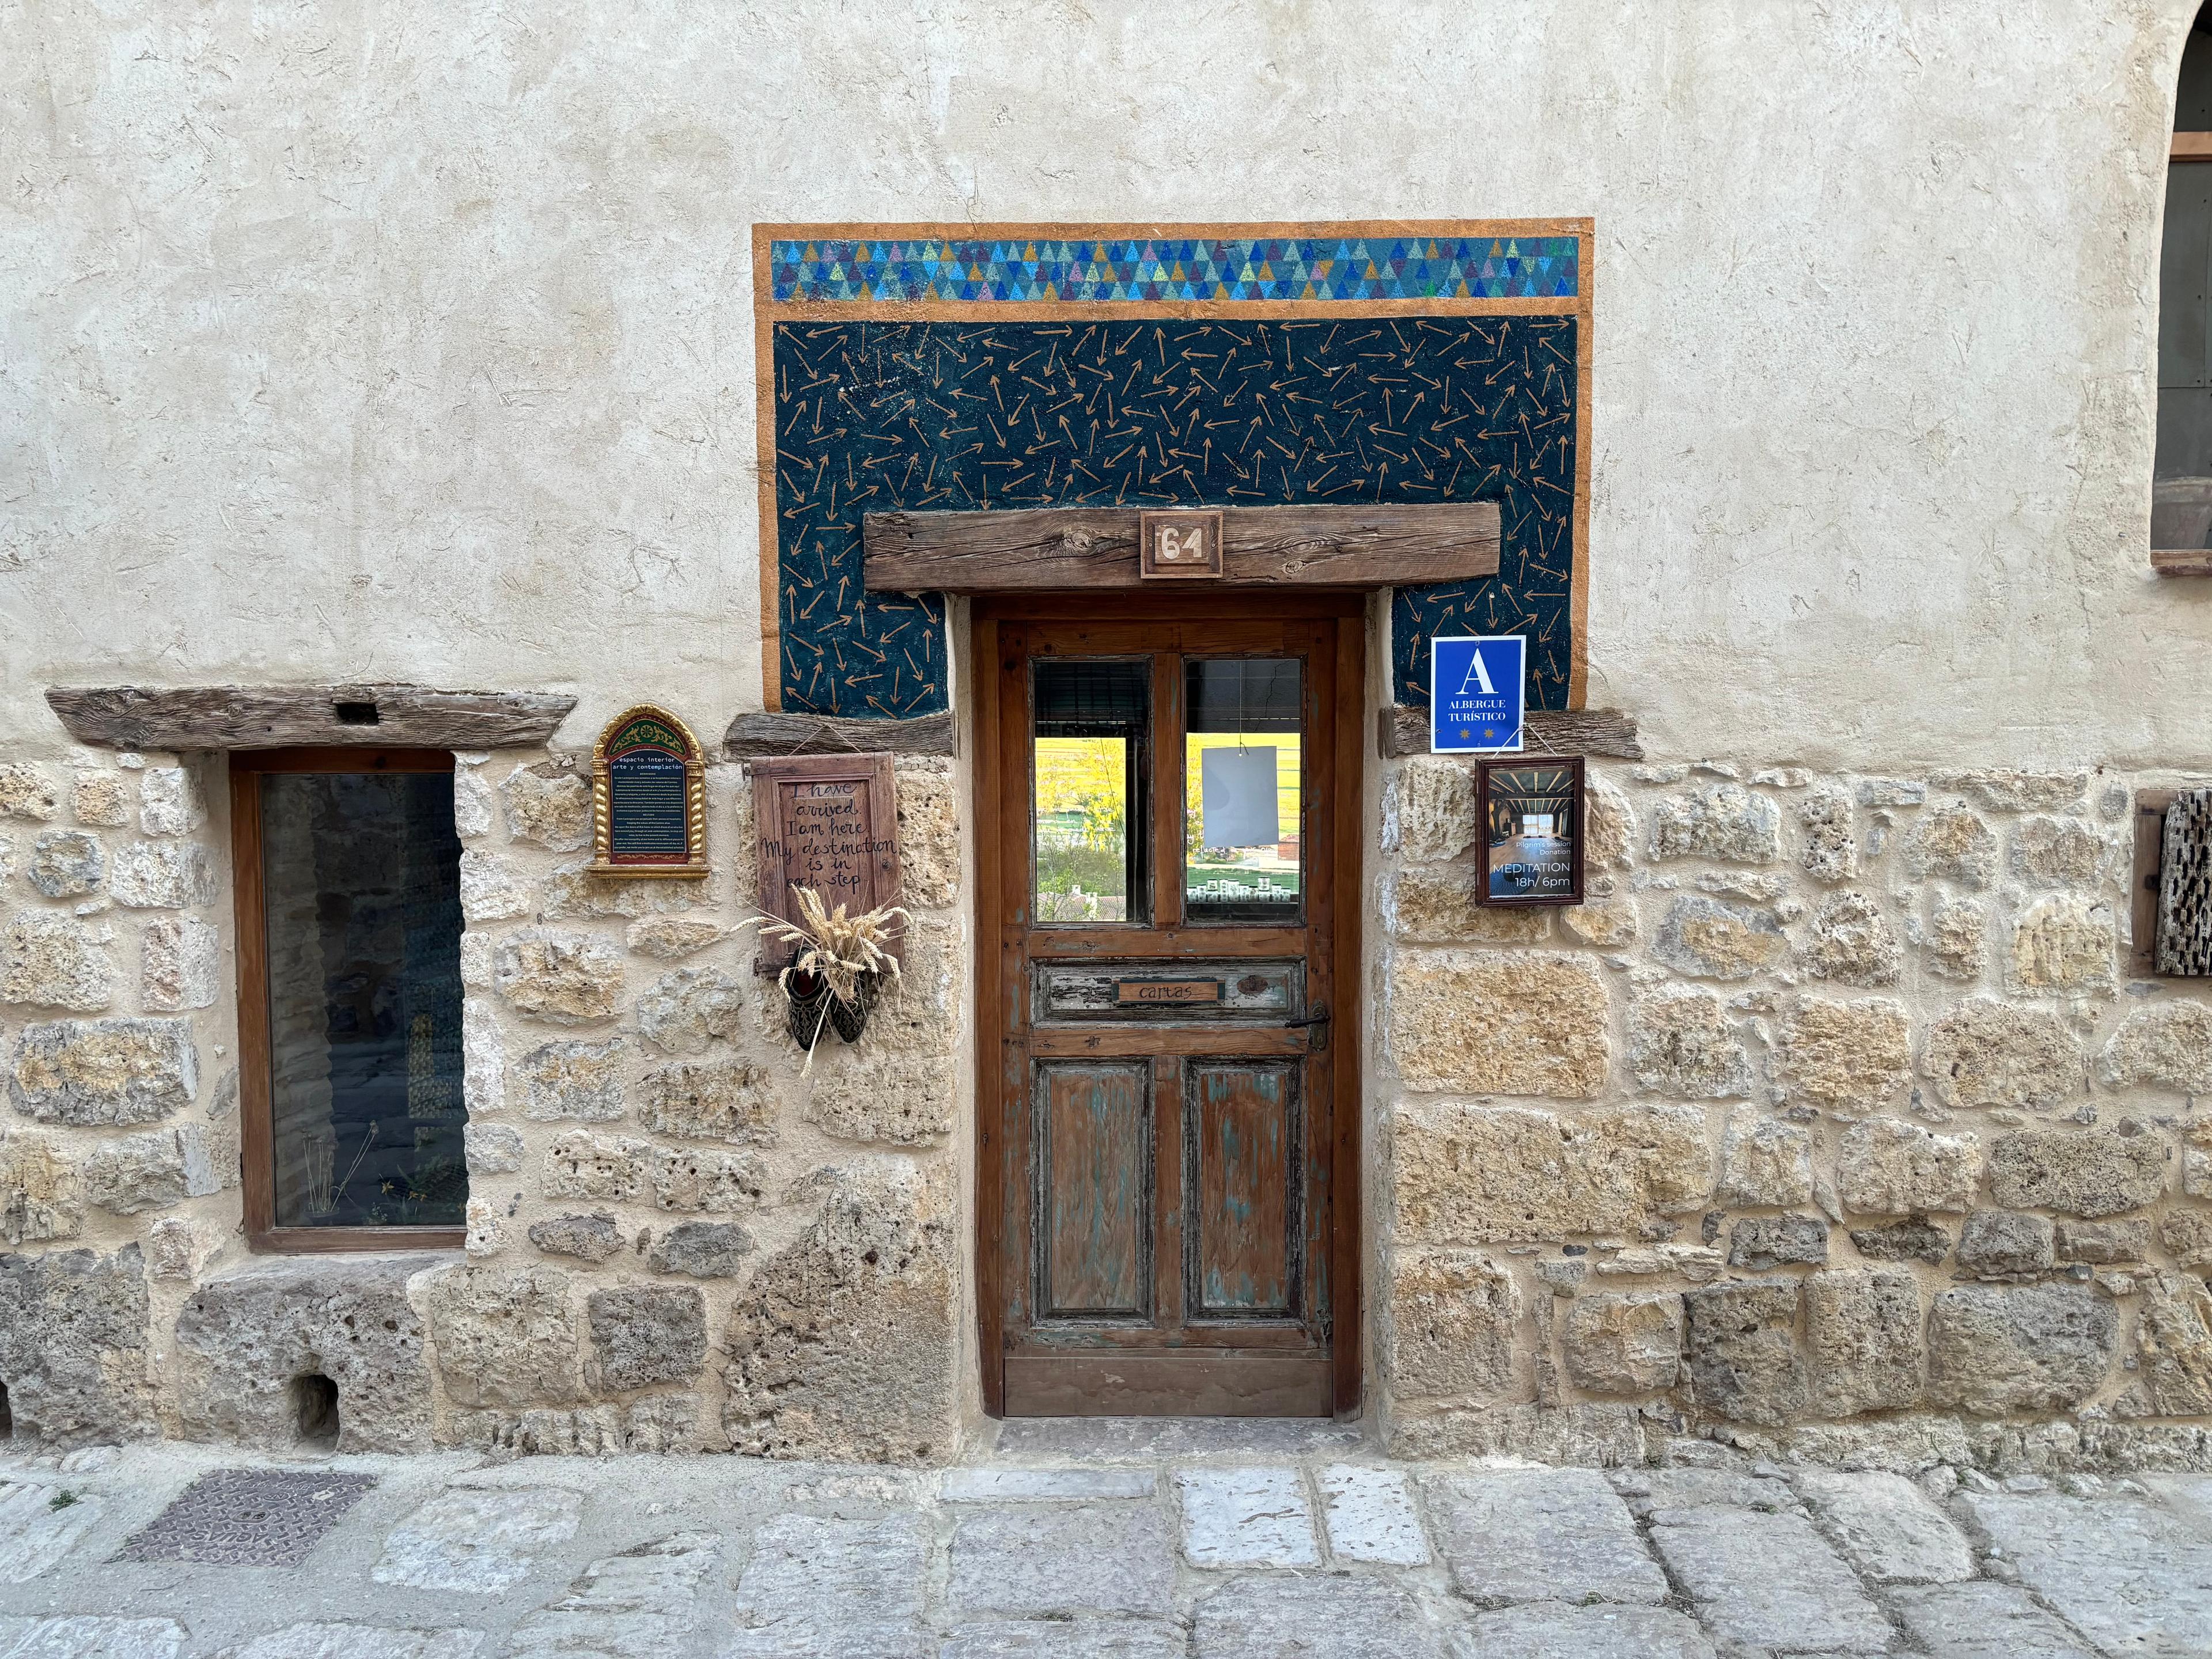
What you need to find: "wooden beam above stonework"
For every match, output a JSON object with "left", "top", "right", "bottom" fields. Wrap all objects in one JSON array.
[
  {"left": 47, "top": 684, "right": 577, "bottom": 751},
  {"left": 862, "top": 502, "right": 1501, "bottom": 593}
]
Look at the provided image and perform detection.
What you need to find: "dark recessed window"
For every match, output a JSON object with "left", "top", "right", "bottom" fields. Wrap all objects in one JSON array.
[
  {"left": 2157, "top": 6, "right": 2212, "bottom": 548},
  {"left": 233, "top": 751, "right": 467, "bottom": 1248}
]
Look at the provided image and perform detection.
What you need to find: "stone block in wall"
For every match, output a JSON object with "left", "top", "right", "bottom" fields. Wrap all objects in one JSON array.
[
  {"left": 1805, "top": 893, "right": 1901, "bottom": 987},
  {"left": 649, "top": 1144, "right": 769, "bottom": 1213},
  {"left": 463, "top": 999, "right": 504, "bottom": 1115},
  {"left": 1684, "top": 1279, "right": 1804, "bottom": 1426},
  {"left": 0, "top": 764, "right": 59, "bottom": 821},
  {"left": 28, "top": 831, "right": 103, "bottom": 899},
  {"left": 2135, "top": 1272, "right": 2212, "bottom": 1416},
  {"left": 1905, "top": 806, "right": 1997, "bottom": 889},
  {"left": 459, "top": 850, "right": 530, "bottom": 922},
  {"left": 2101, "top": 1003, "right": 2212, "bottom": 1096},
  {"left": 1626, "top": 986, "right": 1752, "bottom": 1099},
  {"left": 140, "top": 916, "right": 220, "bottom": 1012},
  {"left": 1380, "top": 868, "right": 1550, "bottom": 944},
  {"left": 9, "top": 1017, "right": 198, "bottom": 1124},
  {"left": 1728, "top": 1213, "right": 1829, "bottom": 1270},
  {"left": 138, "top": 768, "right": 203, "bottom": 837},
  {"left": 1931, "top": 770, "right": 2088, "bottom": 813},
  {"left": 0, "top": 1244, "right": 153, "bottom": 1444},
  {"left": 1586, "top": 777, "right": 1635, "bottom": 870},
  {"left": 1805, "top": 1268, "right": 1923, "bottom": 1418},
  {"left": 895, "top": 762, "right": 961, "bottom": 908},
  {"left": 419, "top": 1262, "right": 584, "bottom": 1408},
  {"left": 0, "top": 914, "right": 116, "bottom": 1012},
  {"left": 1717, "top": 1114, "right": 1813, "bottom": 1206},
  {"left": 1385, "top": 1400, "right": 1646, "bottom": 1464},
  {"left": 540, "top": 862, "right": 717, "bottom": 921},
  {"left": 519, "top": 1037, "right": 628, "bottom": 1122},
  {"left": 0, "top": 1128, "right": 82, "bottom": 1244},
  {"left": 1392, "top": 1102, "right": 1713, "bottom": 1244},
  {"left": 502, "top": 764, "right": 592, "bottom": 851},
  {"left": 2012, "top": 816, "right": 2103, "bottom": 887},
  {"left": 1383, "top": 1249, "right": 1520, "bottom": 1401},
  {"left": 1835, "top": 1118, "right": 1977, "bottom": 1217},
  {"left": 2006, "top": 896, "right": 2116, "bottom": 994},
  {"left": 723, "top": 1158, "right": 957, "bottom": 1463},
  {"left": 448, "top": 1395, "right": 700, "bottom": 1456},
  {"left": 1385, "top": 949, "right": 1608, "bottom": 1096},
  {"left": 587, "top": 1284, "right": 706, "bottom": 1391},
  {"left": 528, "top": 1212, "right": 626, "bottom": 1263},
  {"left": 1562, "top": 1291, "right": 1682, "bottom": 1395},
  {"left": 1648, "top": 895, "right": 1789, "bottom": 980},
  {"left": 1925, "top": 1283, "right": 2116, "bottom": 1415},
  {"left": 148, "top": 1215, "right": 211, "bottom": 1281},
  {"left": 1986, "top": 1124, "right": 2166, "bottom": 1217},
  {"left": 1559, "top": 892, "right": 1638, "bottom": 948},
  {"left": 637, "top": 968, "right": 748, "bottom": 1055},
  {"left": 804, "top": 1056, "right": 953, "bottom": 1146},
  {"left": 109, "top": 841, "right": 216, "bottom": 909},
  {"left": 1957, "top": 1210, "right": 2056, "bottom": 1279},
  {"left": 2055, "top": 1218, "right": 2149, "bottom": 1264},
  {"left": 173, "top": 1257, "right": 431, "bottom": 1452},
  {"left": 638, "top": 1059, "right": 778, "bottom": 1144},
  {"left": 1920, "top": 896, "right": 1987, "bottom": 981},
  {"left": 82, "top": 1123, "right": 230, "bottom": 1214},
  {"left": 1778, "top": 997, "right": 1910, "bottom": 1109},
  {"left": 650, "top": 1221, "right": 754, "bottom": 1278},
  {"left": 1797, "top": 789, "right": 1858, "bottom": 882},
  {"left": 541, "top": 1131, "right": 767, "bottom": 1213},
  {"left": 69, "top": 772, "right": 130, "bottom": 828},
  {"left": 1849, "top": 1218, "right": 1953, "bottom": 1264},
  {"left": 543, "top": 1131, "right": 650, "bottom": 1203},
  {"left": 463, "top": 1122, "right": 524, "bottom": 1175},
  {"left": 627, "top": 917, "right": 728, "bottom": 960},
  {"left": 453, "top": 763, "right": 493, "bottom": 839},
  {"left": 1921, "top": 999, "right": 2079, "bottom": 1112},
  {"left": 1648, "top": 785, "right": 1781, "bottom": 864},
  {"left": 1381, "top": 758, "right": 1476, "bottom": 862},
  {"left": 495, "top": 928, "right": 624, "bottom": 1025},
  {"left": 2163, "top": 1209, "right": 2212, "bottom": 1269}
]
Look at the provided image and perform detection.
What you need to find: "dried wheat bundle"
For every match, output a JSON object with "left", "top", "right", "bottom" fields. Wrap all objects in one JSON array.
[{"left": 741, "top": 887, "right": 911, "bottom": 1069}]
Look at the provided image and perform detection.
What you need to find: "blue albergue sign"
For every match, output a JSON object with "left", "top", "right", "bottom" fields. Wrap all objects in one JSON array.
[{"left": 1430, "top": 635, "right": 1527, "bottom": 753}]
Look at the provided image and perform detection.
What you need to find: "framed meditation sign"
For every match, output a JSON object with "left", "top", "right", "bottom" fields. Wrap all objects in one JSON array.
[
  {"left": 588, "top": 705, "right": 709, "bottom": 877},
  {"left": 751, "top": 751, "right": 904, "bottom": 967},
  {"left": 1476, "top": 755, "right": 1585, "bottom": 906}
]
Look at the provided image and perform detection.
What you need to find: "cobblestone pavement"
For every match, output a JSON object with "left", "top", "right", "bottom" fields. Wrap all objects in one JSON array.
[{"left": 3, "top": 1419, "right": 2209, "bottom": 1656}]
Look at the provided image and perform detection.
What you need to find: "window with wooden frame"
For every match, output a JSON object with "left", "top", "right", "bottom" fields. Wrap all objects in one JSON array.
[
  {"left": 231, "top": 749, "right": 468, "bottom": 1251},
  {"left": 2158, "top": 5, "right": 2212, "bottom": 574}
]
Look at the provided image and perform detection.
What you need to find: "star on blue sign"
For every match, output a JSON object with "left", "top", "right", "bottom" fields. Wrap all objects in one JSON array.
[{"left": 1430, "top": 635, "right": 1526, "bottom": 753}]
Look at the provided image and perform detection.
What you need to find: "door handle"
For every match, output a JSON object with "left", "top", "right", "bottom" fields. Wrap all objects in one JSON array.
[{"left": 1285, "top": 1001, "right": 1330, "bottom": 1052}]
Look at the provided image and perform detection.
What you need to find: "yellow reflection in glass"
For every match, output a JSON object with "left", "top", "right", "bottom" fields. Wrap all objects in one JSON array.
[
  {"left": 1184, "top": 732, "right": 1301, "bottom": 914},
  {"left": 1035, "top": 736, "right": 1131, "bottom": 921}
]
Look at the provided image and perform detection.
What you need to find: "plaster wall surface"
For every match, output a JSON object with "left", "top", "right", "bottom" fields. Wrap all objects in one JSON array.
[{"left": 1, "top": 2, "right": 2206, "bottom": 766}]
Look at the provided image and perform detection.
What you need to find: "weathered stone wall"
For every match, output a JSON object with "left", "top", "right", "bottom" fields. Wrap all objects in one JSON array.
[{"left": 1375, "top": 753, "right": 2212, "bottom": 1471}]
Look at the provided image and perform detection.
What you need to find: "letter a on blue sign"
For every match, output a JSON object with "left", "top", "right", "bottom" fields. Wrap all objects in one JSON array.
[{"left": 1430, "top": 635, "right": 1526, "bottom": 753}]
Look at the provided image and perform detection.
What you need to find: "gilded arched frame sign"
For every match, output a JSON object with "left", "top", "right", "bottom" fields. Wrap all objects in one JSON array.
[{"left": 588, "top": 704, "right": 709, "bottom": 878}]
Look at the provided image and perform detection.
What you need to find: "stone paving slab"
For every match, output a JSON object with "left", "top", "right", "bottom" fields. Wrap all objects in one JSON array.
[
  {"left": 1317, "top": 1465, "right": 1429, "bottom": 1565},
  {"left": 948, "top": 1503, "right": 1176, "bottom": 1616},
  {"left": 222, "top": 1627, "right": 488, "bottom": 1658},
  {"left": 0, "top": 1618, "right": 187, "bottom": 1658},
  {"left": 1888, "top": 1583, "right": 2096, "bottom": 1659},
  {"left": 502, "top": 1531, "right": 719, "bottom": 1658},
  {"left": 1174, "top": 1467, "right": 1320, "bottom": 1567},
  {"left": 1428, "top": 1467, "right": 1667, "bottom": 1606},
  {"left": 0, "top": 1488, "right": 99, "bottom": 1585},
  {"left": 730, "top": 1513, "right": 927, "bottom": 1657},
  {"left": 937, "top": 1622, "right": 1187, "bottom": 1657},
  {"left": 988, "top": 1418, "right": 1363, "bottom": 1463},
  {"left": 1452, "top": 1602, "right": 1719, "bottom": 1659},
  {"left": 1190, "top": 1574, "right": 1454, "bottom": 1659},
  {"left": 1959, "top": 1491, "right": 2212, "bottom": 1654},
  {"left": 1796, "top": 1469, "right": 1976, "bottom": 1585},
  {"left": 370, "top": 1486, "right": 584, "bottom": 1593},
  {"left": 941, "top": 1468, "right": 1155, "bottom": 1502},
  {"left": 1647, "top": 1506, "right": 1893, "bottom": 1653}
]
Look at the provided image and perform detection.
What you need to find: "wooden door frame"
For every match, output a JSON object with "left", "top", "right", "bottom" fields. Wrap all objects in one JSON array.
[{"left": 971, "top": 589, "right": 1367, "bottom": 1417}]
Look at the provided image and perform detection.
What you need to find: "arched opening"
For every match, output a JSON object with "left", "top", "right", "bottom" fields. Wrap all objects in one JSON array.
[
  {"left": 2157, "top": 6, "right": 2212, "bottom": 551},
  {"left": 0, "top": 1380, "right": 12, "bottom": 1439},
  {"left": 290, "top": 1373, "right": 340, "bottom": 1450}
]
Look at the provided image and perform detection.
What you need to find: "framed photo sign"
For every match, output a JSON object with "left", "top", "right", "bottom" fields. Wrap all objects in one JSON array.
[
  {"left": 1476, "top": 756, "right": 1585, "bottom": 906},
  {"left": 588, "top": 704, "right": 709, "bottom": 877},
  {"left": 751, "top": 752, "right": 904, "bottom": 967}
]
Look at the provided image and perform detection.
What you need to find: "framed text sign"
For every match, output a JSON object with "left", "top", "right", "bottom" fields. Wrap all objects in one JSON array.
[
  {"left": 751, "top": 752, "right": 904, "bottom": 966},
  {"left": 589, "top": 704, "right": 709, "bottom": 878},
  {"left": 1476, "top": 755, "right": 1584, "bottom": 906}
]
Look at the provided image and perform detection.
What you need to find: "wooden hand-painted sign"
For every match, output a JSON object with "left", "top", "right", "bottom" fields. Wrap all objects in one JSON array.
[
  {"left": 588, "top": 704, "right": 709, "bottom": 877},
  {"left": 751, "top": 752, "right": 903, "bottom": 964}
]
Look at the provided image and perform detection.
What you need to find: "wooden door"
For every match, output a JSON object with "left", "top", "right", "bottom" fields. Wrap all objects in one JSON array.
[{"left": 975, "top": 594, "right": 1364, "bottom": 1417}]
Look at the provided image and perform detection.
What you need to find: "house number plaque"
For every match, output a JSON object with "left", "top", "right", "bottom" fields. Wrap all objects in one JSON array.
[
  {"left": 589, "top": 704, "right": 708, "bottom": 877},
  {"left": 751, "top": 751, "right": 904, "bottom": 968}
]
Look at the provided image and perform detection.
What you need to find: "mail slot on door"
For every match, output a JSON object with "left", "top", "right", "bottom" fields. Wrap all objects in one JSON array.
[{"left": 1033, "top": 961, "right": 1300, "bottom": 1022}]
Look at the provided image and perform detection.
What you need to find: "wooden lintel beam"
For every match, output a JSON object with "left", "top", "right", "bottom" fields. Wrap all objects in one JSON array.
[
  {"left": 46, "top": 684, "right": 577, "bottom": 751},
  {"left": 2153, "top": 547, "right": 2212, "bottom": 576},
  {"left": 863, "top": 502, "right": 1500, "bottom": 593},
  {"left": 725, "top": 709, "right": 955, "bottom": 759},
  {"left": 1378, "top": 703, "right": 1643, "bottom": 761}
]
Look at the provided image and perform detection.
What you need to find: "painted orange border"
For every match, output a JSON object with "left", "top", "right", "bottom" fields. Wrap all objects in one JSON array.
[{"left": 750, "top": 219, "right": 1594, "bottom": 711}]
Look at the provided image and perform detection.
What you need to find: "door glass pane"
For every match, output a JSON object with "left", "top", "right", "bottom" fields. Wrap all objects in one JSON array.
[
  {"left": 1033, "top": 658, "right": 1149, "bottom": 923},
  {"left": 1184, "top": 657, "right": 1302, "bottom": 924},
  {"left": 262, "top": 771, "right": 468, "bottom": 1228}
]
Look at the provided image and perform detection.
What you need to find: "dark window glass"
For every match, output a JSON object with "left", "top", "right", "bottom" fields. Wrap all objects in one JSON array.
[
  {"left": 2157, "top": 9, "right": 2212, "bottom": 547},
  {"left": 1184, "top": 657, "right": 1303, "bottom": 924},
  {"left": 261, "top": 772, "right": 467, "bottom": 1228},
  {"left": 1033, "top": 658, "right": 1150, "bottom": 924}
]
